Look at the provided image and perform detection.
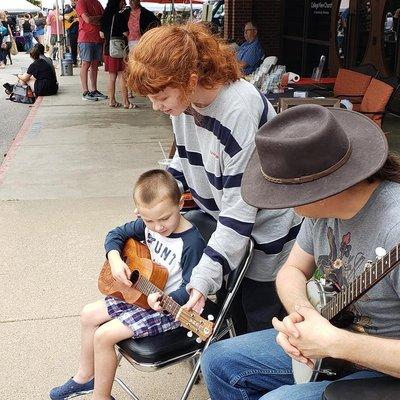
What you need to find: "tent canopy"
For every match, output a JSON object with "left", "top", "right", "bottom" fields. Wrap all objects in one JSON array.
[{"left": 2, "top": 0, "right": 41, "bottom": 14}]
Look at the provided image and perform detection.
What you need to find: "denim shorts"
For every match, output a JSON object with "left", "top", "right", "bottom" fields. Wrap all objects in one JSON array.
[{"left": 78, "top": 42, "right": 103, "bottom": 62}]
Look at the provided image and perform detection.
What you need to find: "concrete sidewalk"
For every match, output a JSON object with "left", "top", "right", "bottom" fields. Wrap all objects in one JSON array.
[{"left": 0, "top": 58, "right": 207, "bottom": 399}]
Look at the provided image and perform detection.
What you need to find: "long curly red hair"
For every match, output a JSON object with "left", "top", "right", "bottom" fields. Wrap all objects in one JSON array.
[{"left": 126, "top": 23, "right": 242, "bottom": 97}]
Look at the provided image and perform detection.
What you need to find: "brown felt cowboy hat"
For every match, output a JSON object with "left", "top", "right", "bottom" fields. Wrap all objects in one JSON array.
[{"left": 242, "top": 104, "right": 388, "bottom": 209}]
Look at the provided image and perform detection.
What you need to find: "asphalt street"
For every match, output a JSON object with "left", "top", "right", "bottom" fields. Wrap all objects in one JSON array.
[{"left": 0, "top": 53, "right": 32, "bottom": 160}]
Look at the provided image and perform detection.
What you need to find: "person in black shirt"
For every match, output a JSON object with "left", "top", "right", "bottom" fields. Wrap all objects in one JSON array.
[
  {"left": 100, "top": 0, "right": 136, "bottom": 108},
  {"left": 65, "top": 0, "right": 79, "bottom": 66},
  {"left": 17, "top": 43, "right": 58, "bottom": 97},
  {"left": 21, "top": 14, "right": 34, "bottom": 52}
]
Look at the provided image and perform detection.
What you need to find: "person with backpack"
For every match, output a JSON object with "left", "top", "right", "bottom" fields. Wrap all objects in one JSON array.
[{"left": 4, "top": 43, "right": 58, "bottom": 101}]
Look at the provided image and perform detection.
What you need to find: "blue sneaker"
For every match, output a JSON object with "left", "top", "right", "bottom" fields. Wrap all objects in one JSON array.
[
  {"left": 90, "top": 90, "right": 108, "bottom": 100},
  {"left": 49, "top": 377, "right": 94, "bottom": 399}
]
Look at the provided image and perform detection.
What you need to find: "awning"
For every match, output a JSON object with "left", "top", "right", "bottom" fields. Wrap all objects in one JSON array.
[{"left": 2, "top": 0, "right": 41, "bottom": 14}]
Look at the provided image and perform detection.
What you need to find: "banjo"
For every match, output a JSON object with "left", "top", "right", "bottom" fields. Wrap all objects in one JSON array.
[{"left": 293, "top": 243, "right": 400, "bottom": 384}]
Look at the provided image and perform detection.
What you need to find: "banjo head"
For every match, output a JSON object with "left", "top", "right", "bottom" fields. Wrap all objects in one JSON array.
[
  {"left": 292, "top": 358, "right": 322, "bottom": 384},
  {"left": 292, "top": 279, "right": 326, "bottom": 383}
]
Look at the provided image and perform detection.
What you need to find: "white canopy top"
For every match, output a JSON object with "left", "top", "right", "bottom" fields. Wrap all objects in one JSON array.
[
  {"left": 42, "top": 0, "right": 203, "bottom": 12},
  {"left": 1, "top": 0, "right": 41, "bottom": 14}
]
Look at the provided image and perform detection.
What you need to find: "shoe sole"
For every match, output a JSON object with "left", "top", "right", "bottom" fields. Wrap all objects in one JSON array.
[
  {"left": 82, "top": 97, "right": 98, "bottom": 101},
  {"left": 49, "top": 389, "right": 93, "bottom": 399}
]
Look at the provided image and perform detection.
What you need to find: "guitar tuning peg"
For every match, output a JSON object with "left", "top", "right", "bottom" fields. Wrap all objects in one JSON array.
[
  {"left": 196, "top": 337, "right": 202, "bottom": 343},
  {"left": 207, "top": 314, "right": 214, "bottom": 321},
  {"left": 187, "top": 331, "right": 193, "bottom": 338}
]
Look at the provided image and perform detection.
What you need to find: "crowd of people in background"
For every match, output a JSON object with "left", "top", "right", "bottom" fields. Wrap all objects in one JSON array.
[{"left": 0, "top": 0, "right": 262, "bottom": 105}]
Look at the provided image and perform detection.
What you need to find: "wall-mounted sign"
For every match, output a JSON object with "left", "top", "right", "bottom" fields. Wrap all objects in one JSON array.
[{"left": 310, "top": 1, "right": 333, "bottom": 15}]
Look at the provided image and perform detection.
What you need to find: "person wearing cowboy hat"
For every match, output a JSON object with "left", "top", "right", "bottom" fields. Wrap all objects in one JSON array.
[{"left": 201, "top": 104, "right": 400, "bottom": 399}]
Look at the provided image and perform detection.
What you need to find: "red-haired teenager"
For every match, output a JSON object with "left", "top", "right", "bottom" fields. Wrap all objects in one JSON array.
[{"left": 126, "top": 23, "right": 302, "bottom": 333}]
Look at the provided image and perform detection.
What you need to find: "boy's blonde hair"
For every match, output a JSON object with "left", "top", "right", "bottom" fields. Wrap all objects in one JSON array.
[{"left": 134, "top": 169, "right": 181, "bottom": 206}]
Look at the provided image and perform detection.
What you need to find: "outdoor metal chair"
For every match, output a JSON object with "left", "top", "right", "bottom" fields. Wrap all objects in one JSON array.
[
  {"left": 322, "top": 376, "right": 400, "bottom": 400},
  {"left": 114, "top": 210, "right": 254, "bottom": 400},
  {"left": 333, "top": 68, "right": 372, "bottom": 111},
  {"left": 359, "top": 77, "right": 396, "bottom": 127}
]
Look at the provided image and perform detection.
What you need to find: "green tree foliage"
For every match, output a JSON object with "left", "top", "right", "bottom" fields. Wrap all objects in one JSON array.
[{"left": 27, "top": 0, "right": 42, "bottom": 7}]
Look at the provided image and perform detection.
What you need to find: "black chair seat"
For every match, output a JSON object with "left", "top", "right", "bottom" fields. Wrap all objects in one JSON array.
[
  {"left": 117, "top": 300, "right": 220, "bottom": 365},
  {"left": 323, "top": 377, "right": 400, "bottom": 400}
]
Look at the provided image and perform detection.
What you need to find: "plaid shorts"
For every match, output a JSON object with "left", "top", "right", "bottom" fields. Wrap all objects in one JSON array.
[{"left": 105, "top": 296, "right": 180, "bottom": 338}]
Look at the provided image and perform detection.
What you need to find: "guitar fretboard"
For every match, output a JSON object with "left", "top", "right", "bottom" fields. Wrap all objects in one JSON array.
[
  {"left": 322, "top": 244, "right": 400, "bottom": 320},
  {"left": 135, "top": 275, "right": 181, "bottom": 317}
]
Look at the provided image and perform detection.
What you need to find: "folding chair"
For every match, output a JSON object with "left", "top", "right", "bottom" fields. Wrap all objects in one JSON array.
[{"left": 114, "top": 210, "right": 254, "bottom": 400}]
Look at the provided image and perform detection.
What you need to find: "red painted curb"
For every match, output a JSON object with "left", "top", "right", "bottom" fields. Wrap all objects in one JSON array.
[{"left": 0, "top": 96, "right": 43, "bottom": 186}]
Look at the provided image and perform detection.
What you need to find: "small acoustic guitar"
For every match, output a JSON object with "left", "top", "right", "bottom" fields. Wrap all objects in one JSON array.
[{"left": 98, "top": 238, "right": 214, "bottom": 342}]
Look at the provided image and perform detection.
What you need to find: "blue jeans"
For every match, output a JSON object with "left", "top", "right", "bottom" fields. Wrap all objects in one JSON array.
[
  {"left": 201, "top": 328, "right": 385, "bottom": 400},
  {"left": 23, "top": 33, "right": 33, "bottom": 52}
]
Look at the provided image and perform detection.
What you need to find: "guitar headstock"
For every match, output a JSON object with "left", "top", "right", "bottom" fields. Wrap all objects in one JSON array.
[{"left": 177, "top": 308, "right": 214, "bottom": 342}]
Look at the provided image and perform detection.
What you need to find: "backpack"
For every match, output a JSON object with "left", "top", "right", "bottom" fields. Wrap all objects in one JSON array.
[{"left": 9, "top": 83, "right": 35, "bottom": 104}]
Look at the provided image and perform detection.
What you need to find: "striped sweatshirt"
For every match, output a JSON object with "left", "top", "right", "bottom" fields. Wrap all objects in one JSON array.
[{"left": 168, "top": 79, "right": 302, "bottom": 297}]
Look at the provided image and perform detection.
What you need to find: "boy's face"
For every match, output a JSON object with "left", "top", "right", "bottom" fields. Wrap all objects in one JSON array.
[{"left": 137, "top": 197, "right": 181, "bottom": 237}]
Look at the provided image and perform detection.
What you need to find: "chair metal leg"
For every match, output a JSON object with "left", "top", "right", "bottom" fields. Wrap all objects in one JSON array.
[
  {"left": 114, "top": 377, "right": 141, "bottom": 400},
  {"left": 179, "top": 354, "right": 202, "bottom": 400},
  {"left": 114, "top": 352, "right": 141, "bottom": 400}
]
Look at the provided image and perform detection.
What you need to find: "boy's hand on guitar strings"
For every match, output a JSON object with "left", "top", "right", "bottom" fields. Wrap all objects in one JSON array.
[
  {"left": 148, "top": 292, "right": 163, "bottom": 312},
  {"left": 110, "top": 259, "right": 133, "bottom": 287}
]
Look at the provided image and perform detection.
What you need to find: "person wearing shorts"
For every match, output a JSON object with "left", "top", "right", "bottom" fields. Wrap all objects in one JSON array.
[{"left": 76, "top": 0, "right": 107, "bottom": 101}]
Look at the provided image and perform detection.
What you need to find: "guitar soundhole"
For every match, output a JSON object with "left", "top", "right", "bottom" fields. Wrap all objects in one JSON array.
[{"left": 130, "top": 270, "right": 139, "bottom": 285}]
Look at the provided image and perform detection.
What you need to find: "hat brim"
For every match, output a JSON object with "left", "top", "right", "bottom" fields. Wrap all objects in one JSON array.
[{"left": 242, "top": 108, "right": 388, "bottom": 209}]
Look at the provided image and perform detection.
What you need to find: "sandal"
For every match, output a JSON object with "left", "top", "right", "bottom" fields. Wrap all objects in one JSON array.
[
  {"left": 124, "top": 103, "right": 139, "bottom": 109},
  {"left": 109, "top": 102, "right": 122, "bottom": 108}
]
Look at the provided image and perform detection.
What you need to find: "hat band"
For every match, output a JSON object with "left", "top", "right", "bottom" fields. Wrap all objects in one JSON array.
[{"left": 260, "top": 144, "right": 352, "bottom": 184}]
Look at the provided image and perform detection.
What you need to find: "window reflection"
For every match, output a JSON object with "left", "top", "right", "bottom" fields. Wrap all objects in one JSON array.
[
  {"left": 383, "top": 0, "right": 399, "bottom": 73},
  {"left": 356, "top": 0, "right": 371, "bottom": 65},
  {"left": 337, "top": 0, "right": 350, "bottom": 65}
]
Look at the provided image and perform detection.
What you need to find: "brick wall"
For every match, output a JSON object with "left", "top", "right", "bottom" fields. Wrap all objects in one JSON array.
[
  {"left": 224, "top": 0, "right": 253, "bottom": 43},
  {"left": 224, "top": 0, "right": 282, "bottom": 58},
  {"left": 252, "top": 0, "right": 281, "bottom": 58}
]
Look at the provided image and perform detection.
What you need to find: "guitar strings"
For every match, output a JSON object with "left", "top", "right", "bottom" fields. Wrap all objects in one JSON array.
[{"left": 133, "top": 272, "right": 213, "bottom": 338}]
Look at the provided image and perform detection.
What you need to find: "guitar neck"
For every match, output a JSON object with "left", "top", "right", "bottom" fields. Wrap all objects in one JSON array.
[
  {"left": 322, "top": 244, "right": 400, "bottom": 320},
  {"left": 135, "top": 275, "right": 181, "bottom": 318}
]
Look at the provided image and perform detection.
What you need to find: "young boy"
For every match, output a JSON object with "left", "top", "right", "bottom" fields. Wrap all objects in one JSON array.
[{"left": 50, "top": 169, "right": 206, "bottom": 400}]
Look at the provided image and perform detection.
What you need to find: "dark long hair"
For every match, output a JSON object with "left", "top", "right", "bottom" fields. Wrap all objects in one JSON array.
[
  {"left": 101, "top": 0, "right": 123, "bottom": 34},
  {"left": 368, "top": 152, "right": 400, "bottom": 183},
  {"left": 103, "top": 0, "right": 121, "bottom": 16}
]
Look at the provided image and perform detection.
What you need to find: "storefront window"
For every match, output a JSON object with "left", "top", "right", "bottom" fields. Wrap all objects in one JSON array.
[
  {"left": 383, "top": 0, "right": 400, "bottom": 73},
  {"left": 307, "top": 0, "right": 332, "bottom": 41},
  {"left": 355, "top": 0, "right": 372, "bottom": 65},
  {"left": 337, "top": 0, "right": 350, "bottom": 66},
  {"left": 284, "top": 0, "right": 305, "bottom": 37}
]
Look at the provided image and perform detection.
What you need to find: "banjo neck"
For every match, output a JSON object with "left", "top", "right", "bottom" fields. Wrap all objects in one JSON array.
[{"left": 321, "top": 243, "right": 400, "bottom": 321}]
